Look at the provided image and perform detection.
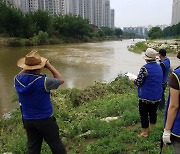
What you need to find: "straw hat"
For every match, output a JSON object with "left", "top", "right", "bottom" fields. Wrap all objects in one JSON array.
[
  {"left": 17, "top": 50, "right": 47, "bottom": 70},
  {"left": 142, "top": 48, "right": 158, "bottom": 60}
]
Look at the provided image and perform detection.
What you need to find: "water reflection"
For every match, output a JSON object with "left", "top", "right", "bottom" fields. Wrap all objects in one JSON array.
[{"left": 0, "top": 39, "right": 179, "bottom": 116}]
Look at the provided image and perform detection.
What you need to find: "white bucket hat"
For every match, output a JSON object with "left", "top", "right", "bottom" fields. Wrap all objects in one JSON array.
[{"left": 142, "top": 48, "right": 158, "bottom": 60}]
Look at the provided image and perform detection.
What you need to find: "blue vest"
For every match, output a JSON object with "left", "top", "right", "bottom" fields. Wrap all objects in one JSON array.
[
  {"left": 161, "top": 58, "right": 170, "bottom": 83},
  {"left": 138, "top": 62, "right": 163, "bottom": 101},
  {"left": 14, "top": 73, "right": 53, "bottom": 120},
  {"left": 165, "top": 67, "right": 180, "bottom": 137}
]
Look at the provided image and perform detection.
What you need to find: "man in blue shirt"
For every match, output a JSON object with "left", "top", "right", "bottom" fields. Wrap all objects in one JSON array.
[
  {"left": 14, "top": 50, "right": 67, "bottom": 154},
  {"left": 158, "top": 49, "right": 170, "bottom": 110}
]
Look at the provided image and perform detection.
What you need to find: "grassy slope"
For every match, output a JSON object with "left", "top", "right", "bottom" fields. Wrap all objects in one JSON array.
[
  {"left": 128, "top": 41, "right": 148, "bottom": 53},
  {"left": 129, "top": 40, "right": 179, "bottom": 54},
  {"left": 0, "top": 76, "right": 173, "bottom": 154}
]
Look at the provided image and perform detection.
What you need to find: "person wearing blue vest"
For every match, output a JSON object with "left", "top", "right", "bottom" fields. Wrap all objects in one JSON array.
[
  {"left": 14, "top": 50, "right": 67, "bottom": 154},
  {"left": 129, "top": 48, "right": 163, "bottom": 137},
  {"left": 158, "top": 49, "right": 170, "bottom": 110},
  {"left": 163, "top": 52, "right": 180, "bottom": 154}
]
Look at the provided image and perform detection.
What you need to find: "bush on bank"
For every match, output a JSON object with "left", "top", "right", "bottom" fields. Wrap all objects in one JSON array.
[
  {"left": 129, "top": 40, "right": 180, "bottom": 54},
  {"left": 0, "top": 76, "right": 173, "bottom": 154},
  {"left": 128, "top": 41, "right": 148, "bottom": 53}
]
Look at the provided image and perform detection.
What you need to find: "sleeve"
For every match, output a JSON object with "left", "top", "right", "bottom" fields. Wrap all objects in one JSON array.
[
  {"left": 45, "top": 77, "right": 61, "bottom": 92},
  {"left": 134, "top": 67, "right": 148, "bottom": 87},
  {"left": 169, "top": 73, "right": 179, "bottom": 90}
]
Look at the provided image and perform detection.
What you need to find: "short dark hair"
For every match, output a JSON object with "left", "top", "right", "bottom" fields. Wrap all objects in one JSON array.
[{"left": 159, "top": 49, "right": 166, "bottom": 57}]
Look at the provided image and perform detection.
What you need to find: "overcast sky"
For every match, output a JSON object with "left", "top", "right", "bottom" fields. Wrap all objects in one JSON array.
[{"left": 110, "top": 0, "right": 173, "bottom": 28}]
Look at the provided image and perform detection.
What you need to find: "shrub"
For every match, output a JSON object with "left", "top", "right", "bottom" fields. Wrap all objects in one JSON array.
[
  {"left": 7, "top": 38, "right": 25, "bottom": 47},
  {"left": 48, "top": 37, "right": 64, "bottom": 44},
  {"left": 37, "top": 31, "right": 49, "bottom": 45},
  {"left": 108, "top": 75, "right": 135, "bottom": 94},
  {"left": 31, "top": 35, "right": 39, "bottom": 45}
]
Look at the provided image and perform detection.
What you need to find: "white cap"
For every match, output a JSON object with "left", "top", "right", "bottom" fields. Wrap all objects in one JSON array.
[{"left": 142, "top": 48, "right": 158, "bottom": 60}]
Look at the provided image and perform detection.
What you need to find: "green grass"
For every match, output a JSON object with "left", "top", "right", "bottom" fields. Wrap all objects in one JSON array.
[
  {"left": 129, "top": 40, "right": 178, "bottom": 54},
  {"left": 0, "top": 76, "right": 173, "bottom": 154},
  {"left": 129, "top": 41, "right": 148, "bottom": 53}
]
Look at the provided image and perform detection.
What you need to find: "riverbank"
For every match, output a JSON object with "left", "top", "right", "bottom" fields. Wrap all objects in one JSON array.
[
  {"left": 128, "top": 39, "right": 180, "bottom": 55},
  {"left": 0, "top": 75, "right": 173, "bottom": 153},
  {"left": 0, "top": 36, "right": 123, "bottom": 47}
]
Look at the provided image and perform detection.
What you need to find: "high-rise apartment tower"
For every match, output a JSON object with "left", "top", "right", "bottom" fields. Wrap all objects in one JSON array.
[{"left": 172, "top": 0, "right": 180, "bottom": 25}]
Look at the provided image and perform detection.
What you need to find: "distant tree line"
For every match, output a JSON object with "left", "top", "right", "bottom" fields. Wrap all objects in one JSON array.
[
  {"left": 0, "top": 0, "right": 123, "bottom": 46},
  {"left": 148, "top": 23, "right": 180, "bottom": 39}
]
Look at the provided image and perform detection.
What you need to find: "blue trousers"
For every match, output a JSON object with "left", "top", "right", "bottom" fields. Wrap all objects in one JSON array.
[{"left": 23, "top": 116, "right": 67, "bottom": 154}]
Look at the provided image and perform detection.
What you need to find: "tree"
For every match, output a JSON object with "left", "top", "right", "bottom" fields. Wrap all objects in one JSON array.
[
  {"left": 163, "top": 26, "right": 172, "bottom": 37},
  {"left": 97, "top": 29, "right": 105, "bottom": 38},
  {"left": 114, "top": 28, "right": 123, "bottom": 37},
  {"left": 3, "top": 8, "right": 24, "bottom": 37},
  {"left": 163, "top": 23, "right": 180, "bottom": 38},
  {"left": 32, "top": 10, "right": 52, "bottom": 35},
  {"left": 148, "top": 27, "right": 163, "bottom": 39},
  {"left": 72, "top": 16, "right": 93, "bottom": 38},
  {"left": 53, "top": 15, "right": 93, "bottom": 38},
  {"left": 0, "top": 0, "right": 7, "bottom": 33},
  {"left": 21, "top": 13, "right": 36, "bottom": 38},
  {"left": 101, "top": 27, "right": 114, "bottom": 37},
  {"left": 37, "top": 31, "right": 49, "bottom": 45}
]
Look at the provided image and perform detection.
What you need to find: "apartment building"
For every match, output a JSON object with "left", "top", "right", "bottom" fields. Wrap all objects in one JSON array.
[
  {"left": 110, "top": 9, "right": 114, "bottom": 28},
  {"left": 123, "top": 26, "right": 148, "bottom": 37},
  {"left": 59, "top": 0, "right": 66, "bottom": 15},
  {"left": 3, "top": 0, "right": 22, "bottom": 10},
  {"left": 66, "top": 0, "right": 79, "bottom": 16},
  {"left": 92, "top": 0, "right": 104, "bottom": 27},
  {"left": 83, "top": 0, "right": 92, "bottom": 23},
  {"left": 38, "top": 0, "right": 59, "bottom": 15},
  {"left": 28, "top": 0, "right": 38, "bottom": 12},
  {"left": 103, "top": 0, "right": 110, "bottom": 27},
  {"left": 172, "top": 0, "right": 180, "bottom": 25}
]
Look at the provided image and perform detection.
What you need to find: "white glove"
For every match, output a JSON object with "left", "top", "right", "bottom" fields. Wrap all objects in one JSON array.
[
  {"left": 162, "top": 129, "right": 171, "bottom": 144},
  {"left": 128, "top": 76, "right": 136, "bottom": 81}
]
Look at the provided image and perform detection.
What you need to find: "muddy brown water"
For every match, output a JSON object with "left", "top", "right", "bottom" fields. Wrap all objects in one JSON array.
[{"left": 0, "top": 39, "right": 179, "bottom": 117}]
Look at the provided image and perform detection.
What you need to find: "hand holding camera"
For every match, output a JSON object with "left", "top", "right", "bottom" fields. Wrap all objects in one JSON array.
[{"left": 44, "top": 60, "right": 52, "bottom": 69}]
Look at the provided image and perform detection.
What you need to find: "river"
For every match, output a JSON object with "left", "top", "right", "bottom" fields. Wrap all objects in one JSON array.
[{"left": 0, "top": 39, "right": 179, "bottom": 117}]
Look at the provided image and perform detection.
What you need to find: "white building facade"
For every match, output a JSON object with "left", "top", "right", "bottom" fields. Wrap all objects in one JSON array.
[
  {"left": 28, "top": 0, "right": 38, "bottom": 12},
  {"left": 66, "top": 0, "right": 79, "bottom": 16},
  {"left": 92, "top": 0, "right": 104, "bottom": 27},
  {"left": 103, "top": 0, "right": 110, "bottom": 27},
  {"left": 123, "top": 26, "right": 148, "bottom": 37},
  {"left": 59, "top": 0, "right": 66, "bottom": 15},
  {"left": 110, "top": 9, "right": 114, "bottom": 28},
  {"left": 83, "top": 0, "right": 93, "bottom": 23},
  {"left": 172, "top": 0, "right": 180, "bottom": 25},
  {"left": 3, "top": 0, "right": 25, "bottom": 11}
]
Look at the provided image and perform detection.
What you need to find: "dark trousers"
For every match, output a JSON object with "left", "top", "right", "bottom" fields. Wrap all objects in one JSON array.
[
  {"left": 158, "top": 83, "right": 167, "bottom": 110},
  {"left": 23, "top": 116, "right": 67, "bottom": 154},
  {"left": 171, "top": 135, "right": 180, "bottom": 154},
  {"left": 139, "top": 100, "right": 159, "bottom": 128}
]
